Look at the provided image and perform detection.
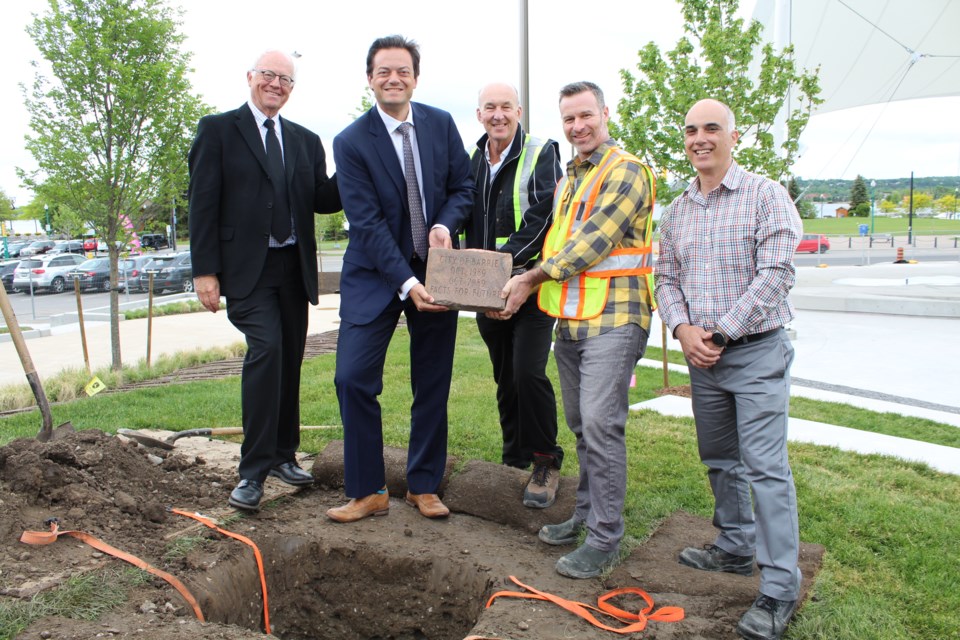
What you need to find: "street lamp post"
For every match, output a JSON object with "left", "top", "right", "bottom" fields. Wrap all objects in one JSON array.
[
  {"left": 870, "top": 180, "right": 877, "bottom": 235},
  {"left": 44, "top": 204, "right": 50, "bottom": 236}
]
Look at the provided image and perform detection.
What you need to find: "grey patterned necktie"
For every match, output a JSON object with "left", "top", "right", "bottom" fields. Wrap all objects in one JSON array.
[
  {"left": 264, "top": 118, "right": 291, "bottom": 243},
  {"left": 398, "top": 122, "right": 428, "bottom": 259}
]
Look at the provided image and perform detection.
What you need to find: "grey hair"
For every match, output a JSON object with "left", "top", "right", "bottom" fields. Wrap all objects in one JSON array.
[{"left": 559, "top": 81, "right": 604, "bottom": 110}]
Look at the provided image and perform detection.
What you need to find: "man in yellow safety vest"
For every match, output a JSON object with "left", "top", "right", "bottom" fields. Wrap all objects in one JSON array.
[{"left": 496, "top": 81, "right": 655, "bottom": 579}]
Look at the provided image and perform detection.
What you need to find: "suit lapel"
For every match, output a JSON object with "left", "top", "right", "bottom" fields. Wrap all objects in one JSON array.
[
  {"left": 366, "top": 108, "right": 406, "bottom": 200},
  {"left": 235, "top": 104, "right": 269, "bottom": 175},
  {"left": 279, "top": 115, "right": 300, "bottom": 188},
  {"left": 410, "top": 103, "right": 435, "bottom": 221}
]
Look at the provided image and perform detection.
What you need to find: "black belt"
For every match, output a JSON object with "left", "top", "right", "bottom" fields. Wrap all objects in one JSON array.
[{"left": 727, "top": 328, "right": 780, "bottom": 347}]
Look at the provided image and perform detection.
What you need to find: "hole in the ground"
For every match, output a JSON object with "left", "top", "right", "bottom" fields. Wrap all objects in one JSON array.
[{"left": 194, "top": 535, "right": 493, "bottom": 639}]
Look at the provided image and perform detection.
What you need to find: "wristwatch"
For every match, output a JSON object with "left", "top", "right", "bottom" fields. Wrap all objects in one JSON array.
[{"left": 711, "top": 331, "right": 728, "bottom": 348}]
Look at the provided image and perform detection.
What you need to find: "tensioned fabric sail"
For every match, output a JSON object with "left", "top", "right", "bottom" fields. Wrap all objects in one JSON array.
[{"left": 753, "top": 0, "right": 960, "bottom": 114}]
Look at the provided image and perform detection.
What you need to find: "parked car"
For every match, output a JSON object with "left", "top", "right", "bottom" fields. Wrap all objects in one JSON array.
[
  {"left": 82, "top": 237, "right": 99, "bottom": 252},
  {"left": 18, "top": 239, "right": 57, "bottom": 257},
  {"left": 12, "top": 253, "right": 86, "bottom": 293},
  {"left": 140, "top": 233, "right": 169, "bottom": 250},
  {"left": 796, "top": 234, "right": 830, "bottom": 253},
  {"left": 1, "top": 260, "right": 20, "bottom": 293},
  {"left": 139, "top": 252, "right": 193, "bottom": 294},
  {"left": 117, "top": 255, "right": 154, "bottom": 292},
  {"left": 3, "top": 242, "right": 29, "bottom": 258},
  {"left": 50, "top": 240, "right": 86, "bottom": 255},
  {"left": 68, "top": 257, "right": 129, "bottom": 292}
]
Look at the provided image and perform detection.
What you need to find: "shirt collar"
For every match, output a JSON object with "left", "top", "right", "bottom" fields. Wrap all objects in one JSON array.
[
  {"left": 376, "top": 103, "right": 414, "bottom": 133},
  {"left": 571, "top": 139, "right": 617, "bottom": 169},
  {"left": 685, "top": 160, "right": 744, "bottom": 198},
  {"left": 247, "top": 100, "right": 280, "bottom": 130}
]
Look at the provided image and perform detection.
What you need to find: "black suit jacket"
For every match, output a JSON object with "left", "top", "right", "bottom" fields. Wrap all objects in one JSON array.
[
  {"left": 333, "top": 103, "right": 474, "bottom": 324},
  {"left": 188, "top": 103, "right": 340, "bottom": 303}
]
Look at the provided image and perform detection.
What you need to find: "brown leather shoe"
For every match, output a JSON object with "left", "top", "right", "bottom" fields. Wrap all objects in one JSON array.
[
  {"left": 405, "top": 491, "right": 450, "bottom": 518},
  {"left": 326, "top": 489, "right": 389, "bottom": 523}
]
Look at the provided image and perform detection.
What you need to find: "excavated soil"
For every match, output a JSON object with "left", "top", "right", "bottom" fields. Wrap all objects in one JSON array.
[
  {"left": 1, "top": 330, "right": 824, "bottom": 639},
  {"left": 0, "top": 431, "right": 824, "bottom": 640}
]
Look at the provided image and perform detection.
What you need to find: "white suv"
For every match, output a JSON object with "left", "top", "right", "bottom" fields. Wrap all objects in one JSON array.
[{"left": 13, "top": 253, "right": 86, "bottom": 293}]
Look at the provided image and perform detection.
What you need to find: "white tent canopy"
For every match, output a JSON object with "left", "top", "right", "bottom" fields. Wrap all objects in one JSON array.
[{"left": 753, "top": 0, "right": 960, "bottom": 114}]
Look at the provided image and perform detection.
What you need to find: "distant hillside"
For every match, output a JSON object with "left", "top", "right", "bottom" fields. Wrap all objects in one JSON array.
[{"left": 795, "top": 176, "right": 958, "bottom": 201}]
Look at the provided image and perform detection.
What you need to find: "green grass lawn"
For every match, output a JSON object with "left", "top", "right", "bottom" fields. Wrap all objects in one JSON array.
[
  {"left": 1, "top": 320, "right": 958, "bottom": 639},
  {"left": 801, "top": 217, "right": 960, "bottom": 236}
]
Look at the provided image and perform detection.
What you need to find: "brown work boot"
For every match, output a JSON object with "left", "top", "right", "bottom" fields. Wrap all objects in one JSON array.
[
  {"left": 404, "top": 492, "right": 450, "bottom": 518},
  {"left": 326, "top": 488, "right": 389, "bottom": 523},
  {"left": 523, "top": 453, "right": 560, "bottom": 509}
]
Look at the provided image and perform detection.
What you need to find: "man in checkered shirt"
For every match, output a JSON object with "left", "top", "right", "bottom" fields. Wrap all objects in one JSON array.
[{"left": 655, "top": 98, "right": 803, "bottom": 640}]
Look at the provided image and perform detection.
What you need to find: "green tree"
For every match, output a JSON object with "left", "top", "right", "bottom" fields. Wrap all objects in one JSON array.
[
  {"left": 786, "top": 177, "right": 816, "bottom": 219},
  {"left": 879, "top": 199, "right": 898, "bottom": 214},
  {"left": 904, "top": 192, "right": 933, "bottom": 212},
  {"left": 934, "top": 193, "right": 957, "bottom": 217},
  {"left": 612, "top": 0, "right": 821, "bottom": 202},
  {"left": 20, "top": 0, "right": 210, "bottom": 370},
  {"left": 849, "top": 175, "right": 869, "bottom": 212},
  {"left": 0, "top": 188, "right": 15, "bottom": 233}
]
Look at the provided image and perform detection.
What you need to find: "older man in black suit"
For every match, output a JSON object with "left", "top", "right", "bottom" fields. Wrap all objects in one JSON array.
[{"left": 188, "top": 49, "right": 340, "bottom": 511}]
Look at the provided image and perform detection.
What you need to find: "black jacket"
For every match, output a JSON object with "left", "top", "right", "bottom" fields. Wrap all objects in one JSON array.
[{"left": 464, "top": 126, "right": 561, "bottom": 269}]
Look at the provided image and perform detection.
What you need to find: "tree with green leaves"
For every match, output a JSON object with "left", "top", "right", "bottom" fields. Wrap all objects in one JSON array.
[
  {"left": 0, "top": 188, "right": 15, "bottom": 233},
  {"left": 849, "top": 175, "right": 869, "bottom": 215},
  {"left": 612, "top": 0, "right": 821, "bottom": 203},
  {"left": 787, "top": 177, "right": 816, "bottom": 219},
  {"left": 19, "top": 0, "right": 210, "bottom": 370}
]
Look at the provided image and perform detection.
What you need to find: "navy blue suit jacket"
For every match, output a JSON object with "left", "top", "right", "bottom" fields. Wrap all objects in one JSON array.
[{"left": 333, "top": 103, "right": 474, "bottom": 324}]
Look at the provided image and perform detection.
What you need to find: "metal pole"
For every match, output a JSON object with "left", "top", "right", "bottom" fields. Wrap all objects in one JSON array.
[
  {"left": 519, "top": 0, "right": 530, "bottom": 133},
  {"left": 907, "top": 171, "right": 914, "bottom": 245},
  {"left": 171, "top": 199, "right": 177, "bottom": 251}
]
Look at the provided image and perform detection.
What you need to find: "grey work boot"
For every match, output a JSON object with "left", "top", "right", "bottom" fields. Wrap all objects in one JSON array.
[
  {"left": 555, "top": 543, "right": 620, "bottom": 579},
  {"left": 523, "top": 453, "right": 560, "bottom": 508},
  {"left": 679, "top": 544, "right": 754, "bottom": 576},
  {"left": 736, "top": 594, "right": 798, "bottom": 640},
  {"left": 538, "top": 516, "right": 585, "bottom": 546}
]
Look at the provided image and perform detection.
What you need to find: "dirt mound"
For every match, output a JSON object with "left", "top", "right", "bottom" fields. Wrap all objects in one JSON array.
[{"left": 1, "top": 433, "right": 824, "bottom": 639}]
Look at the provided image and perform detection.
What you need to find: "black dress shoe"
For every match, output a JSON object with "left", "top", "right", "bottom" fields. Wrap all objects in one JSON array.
[
  {"left": 229, "top": 479, "right": 263, "bottom": 511},
  {"left": 269, "top": 461, "right": 314, "bottom": 487}
]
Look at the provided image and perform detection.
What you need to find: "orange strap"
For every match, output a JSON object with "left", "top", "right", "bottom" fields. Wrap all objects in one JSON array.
[
  {"left": 486, "top": 575, "right": 684, "bottom": 635},
  {"left": 170, "top": 508, "right": 270, "bottom": 635},
  {"left": 20, "top": 518, "right": 205, "bottom": 622}
]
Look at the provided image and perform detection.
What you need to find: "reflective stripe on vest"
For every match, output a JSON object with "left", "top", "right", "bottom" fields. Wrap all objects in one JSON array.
[
  {"left": 538, "top": 148, "right": 656, "bottom": 320},
  {"left": 468, "top": 134, "right": 546, "bottom": 251}
]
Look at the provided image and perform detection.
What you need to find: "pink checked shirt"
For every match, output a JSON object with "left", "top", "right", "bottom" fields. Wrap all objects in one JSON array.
[{"left": 655, "top": 161, "right": 802, "bottom": 340}]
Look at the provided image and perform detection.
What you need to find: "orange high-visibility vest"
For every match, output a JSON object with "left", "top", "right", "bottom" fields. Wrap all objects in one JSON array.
[{"left": 538, "top": 147, "right": 656, "bottom": 320}]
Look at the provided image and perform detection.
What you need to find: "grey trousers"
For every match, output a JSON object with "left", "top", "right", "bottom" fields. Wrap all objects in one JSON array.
[
  {"left": 554, "top": 323, "right": 648, "bottom": 552},
  {"left": 688, "top": 329, "right": 801, "bottom": 601}
]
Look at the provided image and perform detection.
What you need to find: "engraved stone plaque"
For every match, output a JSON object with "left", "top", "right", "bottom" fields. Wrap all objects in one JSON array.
[{"left": 425, "top": 248, "right": 512, "bottom": 312}]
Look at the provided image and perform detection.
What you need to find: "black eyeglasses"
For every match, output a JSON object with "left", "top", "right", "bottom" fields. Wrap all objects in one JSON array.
[{"left": 252, "top": 69, "right": 295, "bottom": 88}]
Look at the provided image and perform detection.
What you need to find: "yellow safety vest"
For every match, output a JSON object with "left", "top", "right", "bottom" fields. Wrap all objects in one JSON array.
[
  {"left": 538, "top": 147, "right": 656, "bottom": 320},
  {"left": 467, "top": 134, "right": 546, "bottom": 250}
]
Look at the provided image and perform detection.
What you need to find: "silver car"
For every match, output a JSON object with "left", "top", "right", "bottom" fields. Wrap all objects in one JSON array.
[{"left": 13, "top": 253, "right": 86, "bottom": 293}]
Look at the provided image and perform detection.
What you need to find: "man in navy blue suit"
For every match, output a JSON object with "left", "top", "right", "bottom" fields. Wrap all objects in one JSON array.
[{"left": 326, "top": 35, "right": 473, "bottom": 523}]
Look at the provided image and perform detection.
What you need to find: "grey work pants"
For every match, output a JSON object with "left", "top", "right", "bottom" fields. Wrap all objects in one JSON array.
[
  {"left": 688, "top": 329, "right": 801, "bottom": 601},
  {"left": 554, "top": 323, "right": 648, "bottom": 552}
]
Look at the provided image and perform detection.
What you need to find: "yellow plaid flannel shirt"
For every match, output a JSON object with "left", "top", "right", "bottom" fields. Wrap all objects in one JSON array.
[{"left": 540, "top": 140, "right": 654, "bottom": 341}]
